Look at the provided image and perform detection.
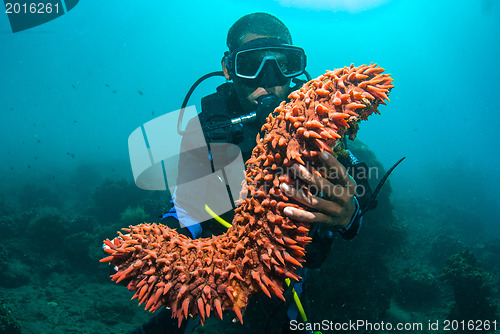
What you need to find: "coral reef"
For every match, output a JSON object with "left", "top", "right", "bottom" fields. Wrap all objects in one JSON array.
[
  {"left": 429, "top": 234, "right": 465, "bottom": 268},
  {"left": 92, "top": 179, "right": 146, "bottom": 222},
  {"left": 442, "top": 249, "right": 498, "bottom": 322},
  {"left": 63, "top": 231, "right": 99, "bottom": 273},
  {"left": 92, "top": 178, "right": 166, "bottom": 227},
  {"left": 28, "top": 208, "right": 96, "bottom": 253},
  {"left": 0, "top": 303, "right": 22, "bottom": 334},
  {"left": 481, "top": 238, "right": 500, "bottom": 290},
  {"left": 0, "top": 255, "right": 32, "bottom": 289},
  {"left": 17, "top": 183, "right": 62, "bottom": 210},
  {"left": 395, "top": 266, "right": 442, "bottom": 309},
  {"left": 0, "top": 214, "right": 26, "bottom": 240},
  {"left": 121, "top": 206, "right": 148, "bottom": 226},
  {"left": 101, "top": 64, "right": 393, "bottom": 325}
]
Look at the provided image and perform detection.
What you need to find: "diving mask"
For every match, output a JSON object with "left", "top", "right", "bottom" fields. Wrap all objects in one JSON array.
[{"left": 225, "top": 38, "right": 307, "bottom": 87}]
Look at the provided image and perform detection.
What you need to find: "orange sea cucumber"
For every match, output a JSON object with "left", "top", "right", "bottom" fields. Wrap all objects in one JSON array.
[{"left": 101, "top": 63, "right": 393, "bottom": 326}]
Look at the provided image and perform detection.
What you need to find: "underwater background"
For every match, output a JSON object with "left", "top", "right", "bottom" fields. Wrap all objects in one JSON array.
[{"left": 0, "top": 0, "right": 499, "bottom": 333}]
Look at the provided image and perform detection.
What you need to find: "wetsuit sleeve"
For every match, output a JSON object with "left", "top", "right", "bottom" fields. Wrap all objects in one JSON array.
[
  {"left": 337, "top": 196, "right": 363, "bottom": 240},
  {"left": 336, "top": 149, "right": 373, "bottom": 240}
]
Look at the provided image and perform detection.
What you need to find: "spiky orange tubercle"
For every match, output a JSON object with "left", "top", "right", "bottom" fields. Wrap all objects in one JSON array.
[{"left": 101, "top": 64, "right": 393, "bottom": 326}]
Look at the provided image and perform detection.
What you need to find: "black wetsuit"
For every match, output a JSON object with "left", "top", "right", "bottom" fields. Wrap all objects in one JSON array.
[{"left": 127, "top": 82, "right": 371, "bottom": 334}]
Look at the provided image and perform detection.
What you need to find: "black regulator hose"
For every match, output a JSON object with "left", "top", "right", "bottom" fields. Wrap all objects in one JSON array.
[{"left": 177, "top": 71, "right": 225, "bottom": 135}]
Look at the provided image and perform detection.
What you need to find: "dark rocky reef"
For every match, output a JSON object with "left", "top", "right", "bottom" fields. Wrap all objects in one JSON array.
[{"left": 442, "top": 249, "right": 498, "bottom": 323}]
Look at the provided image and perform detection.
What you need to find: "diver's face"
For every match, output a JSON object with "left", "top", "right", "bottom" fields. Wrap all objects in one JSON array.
[{"left": 230, "top": 33, "right": 291, "bottom": 112}]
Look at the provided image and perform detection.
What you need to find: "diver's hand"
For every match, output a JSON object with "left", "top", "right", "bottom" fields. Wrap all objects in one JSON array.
[{"left": 280, "top": 152, "right": 356, "bottom": 229}]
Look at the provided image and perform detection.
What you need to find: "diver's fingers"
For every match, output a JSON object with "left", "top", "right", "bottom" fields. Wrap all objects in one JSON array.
[
  {"left": 319, "top": 152, "right": 356, "bottom": 188},
  {"left": 280, "top": 183, "right": 343, "bottom": 216},
  {"left": 282, "top": 207, "right": 343, "bottom": 228},
  {"left": 283, "top": 207, "right": 315, "bottom": 223},
  {"left": 289, "top": 164, "right": 356, "bottom": 207},
  {"left": 291, "top": 163, "right": 337, "bottom": 197}
]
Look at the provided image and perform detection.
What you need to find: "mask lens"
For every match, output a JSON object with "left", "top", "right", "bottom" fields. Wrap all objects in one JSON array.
[
  {"left": 234, "top": 46, "right": 305, "bottom": 79},
  {"left": 278, "top": 48, "right": 303, "bottom": 75},
  {"left": 235, "top": 51, "right": 263, "bottom": 77}
]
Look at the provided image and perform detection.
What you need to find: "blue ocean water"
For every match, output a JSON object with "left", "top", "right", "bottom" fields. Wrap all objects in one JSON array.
[
  {"left": 0, "top": 0, "right": 499, "bottom": 332},
  {"left": 1, "top": 0, "right": 498, "bottom": 233}
]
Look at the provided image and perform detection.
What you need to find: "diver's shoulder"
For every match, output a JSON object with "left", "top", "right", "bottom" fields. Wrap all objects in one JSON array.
[
  {"left": 201, "top": 82, "right": 234, "bottom": 103},
  {"left": 200, "top": 82, "right": 240, "bottom": 120}
]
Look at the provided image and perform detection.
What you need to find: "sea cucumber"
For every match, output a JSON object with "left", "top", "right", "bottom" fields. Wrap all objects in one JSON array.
[{"left": 101, "top": 63, "right": 393, "bottom": 326}]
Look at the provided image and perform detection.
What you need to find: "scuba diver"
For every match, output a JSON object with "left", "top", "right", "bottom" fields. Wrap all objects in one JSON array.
[{"left": 125, "top": 12, "right": 386, "bottom": 334}]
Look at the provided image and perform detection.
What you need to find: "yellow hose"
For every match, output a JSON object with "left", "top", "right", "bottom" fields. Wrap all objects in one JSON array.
[
  {"left": 204, "top": 204, "right": 233, "bottom": 229},
  {"left": 285, "top": 278, "right": 308, "bottom": 322}
]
